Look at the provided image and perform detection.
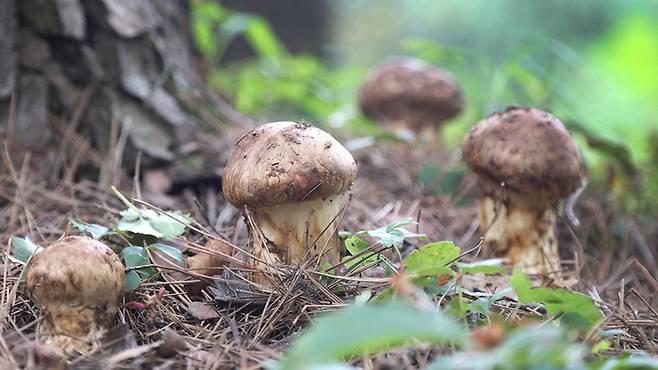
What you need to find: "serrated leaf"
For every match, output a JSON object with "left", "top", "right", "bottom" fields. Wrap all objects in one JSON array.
[
  {"left": 147, "top": 243, "right": 186, "bottom": 265},
  {"left": 405, "top": 241, "right": 460, "bottom": 277},
  {"left": 69, "top": 218, "right": 113, "bottom": 240},
  {"left": 278, "top": 301, "right": 468, "bottom": 370},
  {"left": 8, "top": 236, "right": 42, "bottom": 264},
  {"left": 458, "top": 259, "right": 505, "bottom": 274},
  {"left": 510, "top": 269, "right": 603, "bottom": 328}
]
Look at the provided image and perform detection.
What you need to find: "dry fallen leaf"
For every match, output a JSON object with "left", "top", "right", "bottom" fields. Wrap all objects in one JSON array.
[{"left": 188, "top": 301, "right": 220, "bottom": 320}]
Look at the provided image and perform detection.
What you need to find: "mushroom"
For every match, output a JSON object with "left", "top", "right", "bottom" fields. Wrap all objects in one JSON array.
[
  {"left": 222, "top": 122, "right": 357, "bottom": 277},
  {"left": 358, "top": 57, "right": 463, "bottom": 145},
  {"left": 26, "top": 236, "right": 125, "bottom": 354},
  {"left": 461, "top": 107, "right": 586, "bottom": 276}
]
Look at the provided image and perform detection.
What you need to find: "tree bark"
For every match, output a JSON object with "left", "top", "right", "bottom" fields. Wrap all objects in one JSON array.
[{"left": 0, "top": 0, "right": 225, "bottom": 177}]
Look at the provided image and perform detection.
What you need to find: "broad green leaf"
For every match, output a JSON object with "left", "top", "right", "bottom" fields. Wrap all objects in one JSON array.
[
  {"left": 510, "top": 269, "right": 603, "bottom": 328},
  {"left": 405, "top": 241, "right": 460, "bottom": 277},
  {"left": 353, "top": 290, "right": 372, "bottom": 306},
  {"left": 278, "top": 301, "right": 468, "bottom": 370},
  {"left": 148, "top": 211, "right": 192, "bottom": 240},
  {"left": 121, "top": 246, "right": 156, "bottom": 291},
  {"left": 342, "top": 236, "right": 376, "bottom": 269},
  {"left": 147, "top": 243, "right": 186, "bottom": 265},
  {"left": 117, "top": 218, "right": 163, "bottom": 238},
  {"left": 8, "top": 236, "right": 42, "bottom": 263},
  {"left": 458, "top": 259, "right": 505, "bottom": 274},
  {"left": 591, "top": 340, "right": 610, "bottom": 355},
  {"left": 427, "top": 325, "right": 587, "bottom": 370},
  {"left": 69, "top": 218, "right": 113, "bottom": 240},
  {"left": 344, "top": 235, "right": 369, "bottom": 256},
  {"left": 121, "top": 246, "right": 150, "bottom": 268},
  {"left": 119, "top": 208, "right": 141, "bottom": 222},
  {"left": 124, "top": 270, "right": 142, "bottom": 292}
]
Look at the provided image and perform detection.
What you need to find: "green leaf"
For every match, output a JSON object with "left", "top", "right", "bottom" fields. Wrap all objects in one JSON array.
[
  {"left": 278, "top": 301, "right": 468, "bottom": 370},
  {"left": 117, "top": 218, "right": 163, "bottom": 238},
  {"left": 69, "top": 218, "right": 113, "bottom": 240},
  {"left": 8, "top": 236, "right": 42, "bottom": 264},
  {"left": 121, "top": 246, "right": 150, "bottom": 268},
  {"left": 342, "top": 236, "right": 376, "bottom": 269},
  {"left": 447, "top": 295, "right": 469, "bottom": 317},
  {"left": 355, "top": 218, "right": 427, "bottom": 248},
  {"left": 405, "top": 241, "right": 460, "bottom": 277},
  {"left": 148, "top": 211, "right": 192, "bottom": 240},
  {"left": 121, "top": 246, "right": 156, "bottom": 291},
  {"left": 124, "top": 270, "right": 142, "bottom": 293},
  {"left": 591, "top": 340, "right": 610, "bottom": 355},
  {"left": 427, "top": 325, "right": 588, "bottom": 370},
  {"left": 469, "top": 298, "right": 491, "bottom": 314},
  {"left": 510, "top": 269, "right": 603, "bottom": 328},
  {"left": 116, "top": 207, "right": 191, "bottom": 240},
  {"left": 353, "top": 290, "right": 372, "bottom": 306},
  {"left": 458, "top": 259, "right": 505, "bottom": 274},
  {"left": 147, "top": 243, "right": 185, "bottom": 265}
]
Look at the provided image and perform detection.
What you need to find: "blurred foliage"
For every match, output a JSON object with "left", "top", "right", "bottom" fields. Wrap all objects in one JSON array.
[{"left": 190, "top": 0, "right": 658, "bottom": 212}]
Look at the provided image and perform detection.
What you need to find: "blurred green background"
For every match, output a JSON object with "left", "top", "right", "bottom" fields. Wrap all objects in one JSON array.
[{"left": 191, "top": 0, "right": 658, "bottom": 209}]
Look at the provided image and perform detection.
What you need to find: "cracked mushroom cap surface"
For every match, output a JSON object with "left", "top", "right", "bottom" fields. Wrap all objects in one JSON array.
[
  {"left": 222, "top": 121, "right": 358, "bottom": 208},
  {"left": 462, "top": 107, "right": 585, "bottom": 200},
  {"left": 358, "top": 57, "right": 463, "bottom": 127},
  {"left": 26, "top": 236, "right": 125, "bottom": 328}
]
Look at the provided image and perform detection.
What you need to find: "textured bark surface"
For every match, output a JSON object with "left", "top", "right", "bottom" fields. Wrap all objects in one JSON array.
[{"left": 0, "top": 0, "right": 210, "bottom": 173}]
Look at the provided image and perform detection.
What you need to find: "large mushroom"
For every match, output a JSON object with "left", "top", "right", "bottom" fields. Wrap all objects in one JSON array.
[
  {"left": 358, "top": 57, "right": 463, "bottom": 144},
  {"left": 222, "top": 122, "right": 357, "bottom": 277},
  {"left": 26, "top": 236, "right": 125, "bottom": 354},
  {"left": 462, "top": 107, "right": 586, "bottom": 276}
]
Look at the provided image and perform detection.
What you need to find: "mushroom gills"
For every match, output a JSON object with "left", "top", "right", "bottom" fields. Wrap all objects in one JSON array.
[
  {"left": 250, "top": 193, "right": 347, "bottom": 269},
  {"left": 479, "top": 193, "right": 560, "bottom": 276}
]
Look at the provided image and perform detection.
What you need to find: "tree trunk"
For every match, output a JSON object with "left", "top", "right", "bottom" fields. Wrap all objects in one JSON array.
[{"left": 0, "top": 0, "right": 233, "bottom": 180}]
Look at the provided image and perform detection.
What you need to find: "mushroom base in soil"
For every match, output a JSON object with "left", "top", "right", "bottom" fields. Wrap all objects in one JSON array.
[
  {"left": 478, "top": 181, "right": 560, "bottom": 276},
  {"left": 250, "top": 193, "right": 348, "bottom": 272},
  {"left": 26, "top": 236, "right": 125, "bottom": 355},
  {"left": 222, "top": 121, "right": 358, "bottom": 284},
  {"left": 461, "top": 107, "right": 586, "bottom": 279}
]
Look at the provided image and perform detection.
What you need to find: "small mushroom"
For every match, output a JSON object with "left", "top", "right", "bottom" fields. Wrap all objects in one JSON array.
[
  {"left": 26, "top": 236, "right": 125, "bottom": 354},
  {"left": 222, "top": 122, "right": 357, "bottom": 278},
  {"left": 462, "top": 107, "right": 586, "bottom": 276},
  {"left": 358, "top": 57, "right": 463, "bottom": 144}
]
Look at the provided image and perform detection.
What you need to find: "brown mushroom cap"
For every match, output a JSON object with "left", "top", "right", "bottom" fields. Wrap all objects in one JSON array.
[
  {"left": 26, "top": 236, "right": 125, "bottom": 328},
  {"left": 462, "top": 107, "right": 585, "bottom": 200},
  {"left": 358, "top": 57, "right": 463, "bottom": 129},
  {"left": 222, "top": 121, "right": 357, "bottom": 208}
]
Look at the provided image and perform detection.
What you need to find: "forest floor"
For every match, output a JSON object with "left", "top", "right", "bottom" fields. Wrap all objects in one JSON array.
[{"left": 0, "top": 123, "right": 657, "bottom": 369}]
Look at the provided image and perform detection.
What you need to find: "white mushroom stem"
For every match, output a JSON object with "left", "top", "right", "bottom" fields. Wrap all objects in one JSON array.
[
  {"left": 478, "top": 183, "right": 561, "bottom": 276},
  {"left": 249, "top": 193, "right": 348, "bottom": 271}
]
